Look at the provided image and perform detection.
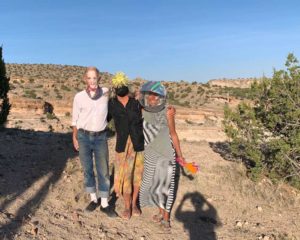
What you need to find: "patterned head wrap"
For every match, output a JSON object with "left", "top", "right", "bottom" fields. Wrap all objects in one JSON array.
[{"left": 139, "top": 81, "right": 167, "bottom": 112}]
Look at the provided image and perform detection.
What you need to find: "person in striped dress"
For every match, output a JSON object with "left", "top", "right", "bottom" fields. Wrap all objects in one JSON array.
[{"left": 138, "top": 81, "right": 185, "bottom": 229}]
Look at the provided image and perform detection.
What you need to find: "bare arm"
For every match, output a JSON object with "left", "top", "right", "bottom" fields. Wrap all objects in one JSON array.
[
  {"left": 72, "top": 126, "right": 79, "bottom": 151},
  {"left": 166, "top": 107, "right": 184, "bottom": 160},
  {"left": 72, "top": 96, "right": 79, "bottom": 151}
]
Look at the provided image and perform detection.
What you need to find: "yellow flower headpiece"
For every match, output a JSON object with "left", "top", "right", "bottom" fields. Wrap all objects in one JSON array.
[{"left": 111, "top": 72, "right": 129, "bottom": 88}]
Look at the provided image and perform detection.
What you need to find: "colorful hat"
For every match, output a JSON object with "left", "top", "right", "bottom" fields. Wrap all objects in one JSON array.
[
  {"left": 139, "top": 81, "right": 167, "bottom": 112},
  {"left": 140, "top": 81, "right": 167, "bottom": 97}
]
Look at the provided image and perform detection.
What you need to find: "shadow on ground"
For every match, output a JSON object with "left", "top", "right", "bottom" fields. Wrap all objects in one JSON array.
[
  {"left": 209, "top": 141, "right": 256, "bottom": 170},
  {"left": 0, "top": 128, "right": 76, "bottom": 239},
  {"left": 209, "top": 141, "right": 237, "bottom": 162},
  {"left": 175, "top": 191, "right": 221, "bottom": 240}
]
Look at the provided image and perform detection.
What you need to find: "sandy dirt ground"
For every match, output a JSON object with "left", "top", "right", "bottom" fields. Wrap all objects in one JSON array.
[{"left": 0, "top": 126, "right": 299, "bottom": 240}]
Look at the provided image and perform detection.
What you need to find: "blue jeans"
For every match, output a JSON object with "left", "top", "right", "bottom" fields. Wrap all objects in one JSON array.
[{"left": 78, "top": 130, "right": 110, "bottom": 198}]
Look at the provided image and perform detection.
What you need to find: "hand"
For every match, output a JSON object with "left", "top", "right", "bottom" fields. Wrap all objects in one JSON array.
[
  {"left": 135, "top": 90, "right": 141, "bottom": 100},
  {"left": 176, "top": 157, "right": 199, "bottom": 173},
  {"left": 73, "top": 136, "right": 79, "bottom": 151},
  {"left": 176, "top": 156, "right": 186, "bottom": 167}
]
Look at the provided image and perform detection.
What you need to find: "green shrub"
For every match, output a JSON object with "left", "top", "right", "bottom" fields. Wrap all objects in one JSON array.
[
  {"left": 0, "top": 47, "right": 10, "bottom": 126},
  {"left": 224, "top": 53, "right": 300, "bottom": 189},
  {"left": 197, "top": 86, "right": 205, "bottom": 95},
  {"left": 181, "top": 93, "right": 188, "bottom": 98},
  {"left": 24, "top": 89, "right": 37, "bottom": 99},
  {"left": 182, "top": 100, "right": 190, "bottom": 107},
  {"left": 46, "top": 112, "right": 57, "bottom": 120},
  {"left": 61, "top": 85, "right": 71, "bottom": 91},
  {"left": 185, "top": 86, "right": 192, "bottom": 93},
  {"left": 168, "top": 91, "right": 175, "bottom": 100},
  {"left": 219, "top": 87, "right": 254, "bottom": 99}
]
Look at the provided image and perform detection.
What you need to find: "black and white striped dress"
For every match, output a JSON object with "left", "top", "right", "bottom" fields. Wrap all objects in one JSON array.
[{"left": 139, "top": 108, "right": 176, "bottom": 212}]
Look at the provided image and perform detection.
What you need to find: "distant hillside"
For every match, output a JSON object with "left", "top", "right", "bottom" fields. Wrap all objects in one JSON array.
[
  {"left": 208, "top": 78, "right": 261, "bottom": 88},
  {"left": 6, "top": 63, "right": 255, "bottom": 109}
]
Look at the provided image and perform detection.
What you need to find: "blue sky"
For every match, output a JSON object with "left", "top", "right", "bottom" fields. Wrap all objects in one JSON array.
[{"left": 1, "top": 0, "right": 300, "bottom": 82}]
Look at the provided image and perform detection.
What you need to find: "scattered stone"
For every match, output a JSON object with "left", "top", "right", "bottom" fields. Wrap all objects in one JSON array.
[
  {"left": 117, "top": 231, "right": 127, "bottom": 238},
  {"left": 106, "top": 232, "right": 117, "bottom": 239},
  {"left": 98, "top": 232, "right": 106, "bottom": 239},
  {"left": 258, "top": 234, "right": 272, "bottom": 240},
  {"left": 235, "top": 221, "right": 243, "bottom": 227},
  {"left": 72, "top": 211, "right": 79, "bottom": 222},
  {"left": 30, "top": 227, "right": 38, "bottom": 237},
  {"left": 256, "top": 206, "right": 263, "bottom": 212},
  {"left": 54, "top": 213, "right": 61, "bottom": 219}
]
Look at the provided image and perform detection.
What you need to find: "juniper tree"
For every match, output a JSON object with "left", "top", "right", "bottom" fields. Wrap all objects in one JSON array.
[
  {"left": 224, "top": 53, "right": 300, "bottom": 189},
  {"left": 0, "top": 47, "right": 10, "bottom": 126}
]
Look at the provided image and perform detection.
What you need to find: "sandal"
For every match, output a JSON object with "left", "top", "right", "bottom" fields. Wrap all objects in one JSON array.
[
  {"left": 160, "top": 219, "right": 171, "bottom": 230},
  {"left": 121, "top": 208, "right": 131, "bottom": 220},
  {"left": 152, "top": 213, "right": 163, "bottom": 223},
  {"left": 132, "top": 206, "right": 141, "bottom": 217}
]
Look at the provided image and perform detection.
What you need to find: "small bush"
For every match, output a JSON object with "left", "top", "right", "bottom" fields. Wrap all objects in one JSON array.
[
  {"left": 24, "top": 89, "right": 37, "bottom": 99},
  {"left": 46, "top": 112, "right": 57, "bottom": 120},
  {"left": 185, "top": 86, "right": 192, "bottom": 93},
  {"left": 181, "top": 93, "right": 188, "bottom": 98},
  {"left": 182, "top": 101, "right": 190, "bottom": 107},
  {"left": 61, "top": 85, "right": 71, "bottom": 91}
]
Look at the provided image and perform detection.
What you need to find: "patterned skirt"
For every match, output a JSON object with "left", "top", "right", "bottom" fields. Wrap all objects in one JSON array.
[
  {"left": 139, "top": 147, "right": 176, "bottom": 212},
  {"left": 114, "top": 137, "right": 144, "bottom": 195}
]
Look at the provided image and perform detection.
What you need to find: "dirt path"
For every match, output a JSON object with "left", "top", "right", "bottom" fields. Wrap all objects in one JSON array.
[{"left": 0, "top": 128, "right": 299, "bottom": 240}]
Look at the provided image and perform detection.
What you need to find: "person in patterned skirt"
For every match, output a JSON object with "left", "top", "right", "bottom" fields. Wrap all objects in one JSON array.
[{"left": 108, "top": 72, "right": 144, "bottom": 220}]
